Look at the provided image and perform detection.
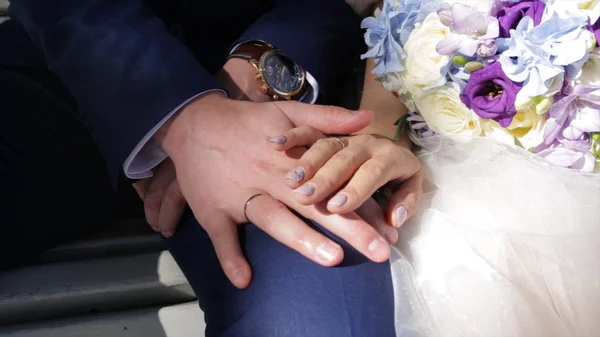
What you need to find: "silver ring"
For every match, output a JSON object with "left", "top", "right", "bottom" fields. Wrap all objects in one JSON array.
[
  {"left": 332, "top": 137, "right": 347, "bottom": 151},
  {"left": 243, "top": 193, "right": 264, "bottom": 223}
]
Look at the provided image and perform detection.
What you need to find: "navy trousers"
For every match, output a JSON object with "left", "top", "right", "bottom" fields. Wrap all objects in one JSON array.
[{"left": 0, "top": 20, "right": 396, "bottom": 336}]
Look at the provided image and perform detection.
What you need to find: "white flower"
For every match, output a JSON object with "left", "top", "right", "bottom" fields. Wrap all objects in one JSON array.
[
  {"left": 414, "top": 82, "right": 482, "bottom": 137},
  {"left": 548, "top": 0, "right": 600, "bottom": 24},
  {"left": 442, "top": 0, "right": 496, "bottom": 14},
  {"left": 402, "top": 13, "right": 452, "bottom": 98},
  {"left": 482, "top": 107, "right": 547, "bottom": 150},
  {"left": 578, "top": 50, "right": 600, "bottom": 87},
  {"left": 380, "top": 72, "right": 406, "bottom": 94}
]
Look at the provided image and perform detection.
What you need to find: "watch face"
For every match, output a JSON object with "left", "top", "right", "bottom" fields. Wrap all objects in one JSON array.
[{"left": 261, "top": 50, "right": 304, "bottom": 96}]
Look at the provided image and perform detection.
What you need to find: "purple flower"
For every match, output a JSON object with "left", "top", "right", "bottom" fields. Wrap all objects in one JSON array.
[
  {"left": 587, "top": 18, "right": 600, "bottom": 47},
  {"left": 493, "top": 0, "right": 546, "bottom": 38},
  {"left": 537, "top": 136, "right": 596, "bottom": 172},
  {"left": 460, "top": 62, "right": 521, "bottom": 127}
]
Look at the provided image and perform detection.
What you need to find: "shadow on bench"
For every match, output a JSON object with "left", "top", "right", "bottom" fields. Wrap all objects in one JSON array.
[{"left": 0, "top": 219, "right": 206, "bottom": 337}]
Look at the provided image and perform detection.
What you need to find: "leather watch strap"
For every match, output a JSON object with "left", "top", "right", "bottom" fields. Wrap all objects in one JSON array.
[{"left": 229, "top": 41, "right": 274, "bottom": 61}]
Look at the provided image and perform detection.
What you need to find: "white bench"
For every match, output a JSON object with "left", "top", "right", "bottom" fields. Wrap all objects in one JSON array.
[{"left": 0, "top": 219, "right": 207, "bottom": 337}]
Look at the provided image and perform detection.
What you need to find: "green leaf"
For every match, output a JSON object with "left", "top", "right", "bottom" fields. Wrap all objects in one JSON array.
[
  {"left": 514, "top": 136, "right": 524, "bottom": 148},
  {"left": 374, "top": 76, "right": 385, "bottom": 83},
  {"left": 394, "top": 115, "right": 410, "bottom": 141}
]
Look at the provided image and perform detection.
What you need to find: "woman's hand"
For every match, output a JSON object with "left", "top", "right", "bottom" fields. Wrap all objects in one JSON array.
[{"left": 271, "top": 126, "right": 423, "bottom": 228}]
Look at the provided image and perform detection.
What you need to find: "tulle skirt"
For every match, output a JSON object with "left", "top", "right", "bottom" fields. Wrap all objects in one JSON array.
[{"left": 392, "top": 137, "right": 600, "bottom": 337}]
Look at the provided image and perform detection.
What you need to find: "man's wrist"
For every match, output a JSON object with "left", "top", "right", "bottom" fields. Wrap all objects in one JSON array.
[
  {"left": 155, "top": 91, "right": 229, "bottom": 155},
  {"left": 216, "top": 58, "right": 270, "bottom": 102}
]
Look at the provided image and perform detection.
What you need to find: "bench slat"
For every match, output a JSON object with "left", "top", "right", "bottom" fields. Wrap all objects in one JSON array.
[
  {"left": 0, "top": 251, "right": 195, "bottom": 325},
  {"left": 0, "top": 301, "right": 206, "bottom": 337}
]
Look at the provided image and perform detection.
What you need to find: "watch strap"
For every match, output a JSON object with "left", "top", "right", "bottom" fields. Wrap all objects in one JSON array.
[{"left": 229, "top": 40, "right": 274, "bottom": 61}]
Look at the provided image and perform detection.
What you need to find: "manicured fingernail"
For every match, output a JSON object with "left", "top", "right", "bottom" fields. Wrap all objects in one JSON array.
[
  {"left": 384, "top": 226, "right": 399, "bottom": 244},
  {"left": 394, "top": 206, "right": 408, "bottom": 228},
  {"left": 294, "top": 183, "right": 316, "bottom": 196},
  {"left": 286, "top": 167, "right": 305, "bottom": 182},
  {"left": 316, "top": 241, "right": 341, "bottom": 263},
  {"left": 368, "top": 238, "right": 390, "bottom": 261},
  {"left": 162, "top": 231, "right": 173, "bottom": 238},
  {"left": 328, "top": 193, "right": 348, "bottom": 207},
  {"left": 270, "top": 135, "right": 287, "bottom": 144}
]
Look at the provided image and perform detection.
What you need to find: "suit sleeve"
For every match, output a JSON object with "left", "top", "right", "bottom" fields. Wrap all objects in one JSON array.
[
  {"left": 236, "top": 0, "right": 363, "bottom": 103},
  {"left": 9, "top": 0, "right": 222, "bottom": 180}
]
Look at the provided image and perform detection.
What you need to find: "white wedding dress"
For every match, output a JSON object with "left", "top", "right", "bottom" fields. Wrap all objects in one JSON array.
[{"left": 390, "top": 137, "right": 600, "bottom": 337}]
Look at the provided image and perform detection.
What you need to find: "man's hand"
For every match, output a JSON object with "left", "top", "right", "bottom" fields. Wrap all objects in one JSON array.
[
  {"left": 132, "top": 159, "right": 185, "bottom": 238},
  {"left": 156, "top": 93, "right": 395, "bottom": 289}
]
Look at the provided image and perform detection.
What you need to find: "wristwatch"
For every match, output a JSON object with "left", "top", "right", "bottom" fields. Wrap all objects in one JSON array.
[{"left": 228, "top": 40, "right": 307, "bottom": 101}]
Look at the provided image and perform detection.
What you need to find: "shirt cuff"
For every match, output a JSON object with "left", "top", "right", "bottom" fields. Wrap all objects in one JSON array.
[
  {"left": 123, "top": 89, "right": 227, "bottom": 179},
  {"left": 123, "top": 47, "right": 319, "bottom": 180}
]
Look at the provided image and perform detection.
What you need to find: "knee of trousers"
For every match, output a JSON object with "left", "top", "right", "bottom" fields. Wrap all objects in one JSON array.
[{"left": 201, "top": 225, "right": 397, "bottom": 337}]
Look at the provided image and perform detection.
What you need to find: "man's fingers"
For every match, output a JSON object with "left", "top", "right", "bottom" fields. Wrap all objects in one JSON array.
[
  {"left": 274, "top": 101, "right": 374, "bottom": 135},
  {"left": 245, "top": 194, "right": 344, "bottom": 266},
  {"left": 269, "top": 125, "right": 326, "bottom": 151},
  {"left": 143, "top": 161, "right": 176, "bottom": 232},
  {"left": 355, "top": 198, "right": 398, "bottom": 245},
  {"left": 387, "top": 170, "right": 423, "bottom": 228},
  {"left": 294, "top": 205, "right": 391, "bottom": 263},
  {"left": 157, "top": 180, "right": 187, "bottom": 237},
  {"left": 132, "top": 179, "right": 149, "bottom": 199},
  {"left": 203, "top": 211, "right": 252, "bottom": 289}
]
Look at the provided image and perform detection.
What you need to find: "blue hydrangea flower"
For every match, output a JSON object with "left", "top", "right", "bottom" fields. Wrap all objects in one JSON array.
[
  {"left": 497, "top": 12, "right": 589, "bottom": 97},
  {"left": 360, "top": 0, "right": 426, "bottom": 76}
]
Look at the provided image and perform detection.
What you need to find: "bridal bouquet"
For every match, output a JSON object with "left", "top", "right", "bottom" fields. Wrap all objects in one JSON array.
[{"left": 362, "top": 0, "right": 600, "bottom": 172}]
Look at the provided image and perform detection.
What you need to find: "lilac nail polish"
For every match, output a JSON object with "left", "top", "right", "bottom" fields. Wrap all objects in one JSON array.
[
  {"left": 286, "top": 167, "right": 305, "bottom": 182},
  {"left": 328, "top": 193, "right": 348, "bottom": 207},
  {"left": 295, "top": 183, "right": 316, "bottom": 196},
  {"left": 394, "top": 206, "right": 408, "bottom": 228},
  {"left": 270, "top": 135, "right": 287, "bottom": 144}
]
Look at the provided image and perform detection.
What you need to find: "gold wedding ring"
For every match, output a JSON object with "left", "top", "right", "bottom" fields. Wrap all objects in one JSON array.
[{"left": 243, "top": 193, "right": 264, "bottom": 223}]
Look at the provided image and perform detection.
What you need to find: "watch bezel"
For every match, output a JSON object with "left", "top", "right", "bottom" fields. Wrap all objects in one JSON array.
[{"left": 258, "top": 49, "right": 306, "bottom": 100}]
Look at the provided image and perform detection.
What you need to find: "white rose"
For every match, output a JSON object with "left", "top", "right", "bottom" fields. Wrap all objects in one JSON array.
[
  {"left": 579, "top": 51, "right": 600, "bottom": 87},
  {"left": 481, "top": 107, "right": 546, "bottom": 150},
  {"left": 442, "top": 0, "right": 496, "bottom": 14},
  {"left": 402, "top": 13, "right": 451, "bottom": 98},
  {"left": 548, "top": 0, "right": 599, "bottom": 23},
  {"left": 414, "top": 82, "right": 482, "bottom": 137},
  {"left": 381, "top": 72, "right": 406, "bottom": 95}
]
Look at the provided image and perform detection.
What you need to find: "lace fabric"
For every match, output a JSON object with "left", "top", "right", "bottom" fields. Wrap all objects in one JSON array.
[{"left": 392, "top": 136, "right": 600, "bottom": 337}]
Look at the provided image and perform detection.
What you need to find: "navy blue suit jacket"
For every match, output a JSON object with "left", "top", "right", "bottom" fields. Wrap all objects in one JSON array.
[{"left": 8, "top": 0, "right": 362, "bottom": 180}]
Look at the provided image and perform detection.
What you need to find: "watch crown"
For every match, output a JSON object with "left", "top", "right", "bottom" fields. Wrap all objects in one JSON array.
[
  {"left": 255, "top": 73, "right": 262, "bottom": 80},
  {"left": 272, "top": 94, "right": 280, "bottom": 100},
  {"left": 260, "top": 84, "right": 269, "bottom": 94}
]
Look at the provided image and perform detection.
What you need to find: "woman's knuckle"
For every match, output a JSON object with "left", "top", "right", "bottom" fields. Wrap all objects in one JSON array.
[{"left": 363, "top": 162, "right": 387, "bottom": 179}]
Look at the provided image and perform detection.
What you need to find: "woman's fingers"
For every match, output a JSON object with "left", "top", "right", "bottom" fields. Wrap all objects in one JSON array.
[
  {"left": 326, "top": 156, "right": 394, "bottom": 213},
  {"left": 386, "top": 170, "right": 423, "bottom": 228},
  {"left": 292, "top": 140, "right": 371, "bottom": 205},
  {"left": 285, "top": 137, "right": 351, "bottom": 189},
  {"left": 269, "top": 125, "right": 326, "bottom": 151}
]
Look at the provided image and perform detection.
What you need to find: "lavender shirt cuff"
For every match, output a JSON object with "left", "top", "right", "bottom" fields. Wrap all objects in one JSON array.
[{"left": 123, "top": 74, "right": 319, "bottom": 179}]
